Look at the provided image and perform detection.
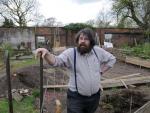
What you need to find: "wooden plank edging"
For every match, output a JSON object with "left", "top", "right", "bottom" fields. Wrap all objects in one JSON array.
[
  {"left": 101, "top": 76, "right": 150, "bottom": 88},
  {"left": 43, "top": 76, "right": 150, "bottom": 89},
  {"left": 125, "top": 56, "right": 150, "bottom": 68}
]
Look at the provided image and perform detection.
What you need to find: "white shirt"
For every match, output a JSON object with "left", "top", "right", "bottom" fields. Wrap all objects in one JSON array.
[{"left": 53, "top": 46, "right": 116, "bottom": 96}]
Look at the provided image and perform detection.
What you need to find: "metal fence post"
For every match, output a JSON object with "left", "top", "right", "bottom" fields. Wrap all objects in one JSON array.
[
  {"left": 40, "top": 56, "right": 43, "bottom": 113},
  {"left": 5, "top": 50, "right": 13, "bottom": 113}
]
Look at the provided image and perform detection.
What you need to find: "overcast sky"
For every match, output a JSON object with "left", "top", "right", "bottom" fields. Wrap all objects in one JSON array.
[{"left": 38, "top": 0, "right": 113, "bottom": 25}]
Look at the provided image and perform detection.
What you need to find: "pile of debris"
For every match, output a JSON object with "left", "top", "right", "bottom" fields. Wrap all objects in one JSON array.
[{"left": 11, "top": 88, "right": 30, "bottom": 102}]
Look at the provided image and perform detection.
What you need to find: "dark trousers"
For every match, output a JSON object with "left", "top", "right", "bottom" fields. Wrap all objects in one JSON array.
[{"left": 67, "top": 89, "right": 100, "bottom": 113}]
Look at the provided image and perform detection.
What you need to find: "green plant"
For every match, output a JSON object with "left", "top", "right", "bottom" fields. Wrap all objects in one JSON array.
[
  {"left": 0, "top": 96, "right": 38, "bottom": 113},
  {"left": 0, "top": 42, "right": 14, "bottom": 56},
  {"left": 13, "top": 96, "right": 38, "bottom": 113},
  {"left": 32, "top": 89, "right": 40, "bottom": 97},
  {"left": 121, "top": 43, "right": 150, "bottom": 59},
  {"left": 0, "top": 99, "right": 8, "bottom": 113},
  {"left": 2, "top": 18, "right": 15, "bottom": 27}
]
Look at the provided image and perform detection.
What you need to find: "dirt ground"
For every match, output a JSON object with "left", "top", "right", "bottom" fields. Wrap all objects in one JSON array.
[
  {"left": 0, "top": 60, "right": 150, "bottom": 113},
  {"left": 104, "top": 60, "right": 150, "bottom": 78}
]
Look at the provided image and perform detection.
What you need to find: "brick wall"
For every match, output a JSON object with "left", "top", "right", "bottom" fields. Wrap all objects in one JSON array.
[
  {"left": 0, "top": 27, "right": 145, "bottom": 50},
  {"left": 96, "top": 28, "right": 144, "bottom": 47}
]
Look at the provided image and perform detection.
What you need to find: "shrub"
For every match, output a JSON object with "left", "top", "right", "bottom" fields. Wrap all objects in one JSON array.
[
  {"left": 64, "top": 23, "right": 94, "bottom": 31},
  {"left": 0, "top": 42, "right": 14, "bottom": 56},
  {"left": 121, "top": 43, "right": 150, "bottom": 59}
]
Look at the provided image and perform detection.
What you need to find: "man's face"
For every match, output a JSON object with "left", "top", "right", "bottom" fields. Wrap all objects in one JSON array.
[{"left": 77, "top": 33, "right": 91, "bottom": 55}]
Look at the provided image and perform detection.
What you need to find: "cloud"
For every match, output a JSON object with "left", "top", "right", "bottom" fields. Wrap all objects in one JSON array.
[
  {"left": 71, "top": 0, "right": 100, "bottom": 4},
  {"left": 38, "top": 0, "right": 113, "bottom": 24}
]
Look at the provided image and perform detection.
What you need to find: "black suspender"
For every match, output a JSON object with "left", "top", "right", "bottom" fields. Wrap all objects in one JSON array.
[
  {"left": 74, "top": 48, "right": 99, "bottom": 93},
  {"left": 74, "top": 48, "right": 78, "bottom": 92},
  {"left": 92, "top": 48, "right": 99, "bottom": 60}
]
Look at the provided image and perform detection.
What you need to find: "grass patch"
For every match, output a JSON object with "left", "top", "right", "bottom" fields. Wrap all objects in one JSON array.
[
  {"left": 121, "top": 43, "right": 150, "bottom": 59},
  {"left": 0, "top": 99, "right": 8, "bottom": 113},
  {"left": 0, "top": 56, "right": 39, "bottom": 72},
  {"left": 0, "top": 96, "right": 38, "bottom": 113},
  {"left": 10, "top": 58, "right": 39, "bottom": 71}
]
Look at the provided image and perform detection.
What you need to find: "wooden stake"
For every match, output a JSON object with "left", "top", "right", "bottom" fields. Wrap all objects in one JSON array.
[
  {"left": 55, "top": 99, "right": 62, "bottom": 113},
  {"left": 120, "top": 79, "right": 128, "bottom": 89}
]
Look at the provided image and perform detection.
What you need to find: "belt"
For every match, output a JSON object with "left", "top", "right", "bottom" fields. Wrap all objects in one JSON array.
[{"left": 67, "top": 89, "right": 100, "bottom": 98}]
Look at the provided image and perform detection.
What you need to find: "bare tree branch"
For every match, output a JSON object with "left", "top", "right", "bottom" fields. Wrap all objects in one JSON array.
[{"left": 0, "top": 0, "right": 37, "bottom": 27}]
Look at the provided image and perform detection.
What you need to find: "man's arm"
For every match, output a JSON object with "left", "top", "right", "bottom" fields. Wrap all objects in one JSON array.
[
  {"left": 99, "top": 48, "right": 116, "bottom": 74},
  {"left": 35, "top": 48, "right": 56, "bottom": 65},
  {"left": 35, "top": 48, "right": 72, "bottom": 67}
]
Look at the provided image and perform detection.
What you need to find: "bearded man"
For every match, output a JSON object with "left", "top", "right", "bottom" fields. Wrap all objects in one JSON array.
[{"left": 35, "top": 28, "right": 116, "bottom": 113}]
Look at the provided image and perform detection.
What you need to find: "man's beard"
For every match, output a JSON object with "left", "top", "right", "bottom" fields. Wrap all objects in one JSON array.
[{"left": 77, "top": 43, "right": 92, "bottom": 55}]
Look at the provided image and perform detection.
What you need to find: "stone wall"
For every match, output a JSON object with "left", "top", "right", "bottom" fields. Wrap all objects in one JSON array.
[{"left": 0, "top": 28, "right": 35, "bottom": 50}]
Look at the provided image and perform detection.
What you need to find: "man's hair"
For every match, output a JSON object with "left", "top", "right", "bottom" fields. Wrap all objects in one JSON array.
[{"left": 75, "top": 28, "right": 96, "bottom": 47}]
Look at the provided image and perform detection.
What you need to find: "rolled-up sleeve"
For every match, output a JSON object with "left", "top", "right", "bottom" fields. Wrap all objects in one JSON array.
[
  {"left": 95, "top": 47, "right": 116, "bottom": 68},
  {"left": 53, "top": 48, "right": 73, "bottom": 67},
  {"left": 106, "top": 56, "right": 116, "bottom": 68},
  {"left": 102, "top": 50, "right": 116, "bottom": 67}
]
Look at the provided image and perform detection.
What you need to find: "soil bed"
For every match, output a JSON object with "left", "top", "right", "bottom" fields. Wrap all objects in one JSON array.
[{"left": 0, "top": 61, "right": 150, "bottom": 113}]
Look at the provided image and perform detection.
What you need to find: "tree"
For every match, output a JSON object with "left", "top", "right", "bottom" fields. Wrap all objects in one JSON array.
[
  {"left": 32, "top": 13, "right": 45, "bottom": 26},
  {"left": 95, "top": 10, "right": 112, "bottom": 28},
  {"left": 112, "top": 0, "right": 150, "bottom": 30},
  {"left": 86, "top": 19, "right": 95, "bottom": 27},
  {"left": 117, "top": 17, "right": 138, "bottom": 28},
  {"left": 41, "top": 17, "right": 64, "bottom": 27},
  {"left": 2, "top": 17, "right": 15, "bottom": 27},
  {"left": 0, "top": 0, "right": 38, "bottom": 27},
  {"left": 42, "top": 17, "right": 56, "bottom": 27}
]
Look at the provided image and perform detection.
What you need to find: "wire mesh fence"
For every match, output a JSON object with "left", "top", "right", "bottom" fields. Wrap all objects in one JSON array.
[{"left": 0, "top": 50, "right": 69, "bottom": 113}]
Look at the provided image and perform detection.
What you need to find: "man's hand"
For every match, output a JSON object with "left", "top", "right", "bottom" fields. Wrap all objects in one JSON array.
[
  {"left": 100, "top": 64, "right": 111, "bottom": 74},
  {"left": 34, "top": 48, "right": 55, "bottom": 65},
  {"left": 35, "top": 48, "right": 50, "bottom": 59}
]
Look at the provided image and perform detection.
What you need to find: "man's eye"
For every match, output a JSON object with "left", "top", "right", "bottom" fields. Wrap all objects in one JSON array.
[{"left": 79, "top": 37, "right": 88, "bottom": 40}]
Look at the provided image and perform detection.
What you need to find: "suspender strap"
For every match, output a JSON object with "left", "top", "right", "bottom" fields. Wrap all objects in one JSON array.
[
  {"left": 93, "top": 48, "right": 103, "bottom": 74},
  {"left": 74, "top": 48, "right": 98, "bottom": 93},
  {"left": 92, "top": 48, "right": 99, "bottom": 60},
  {"left": 74, "top": 48, "right": 78, "bottom": 92}
]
